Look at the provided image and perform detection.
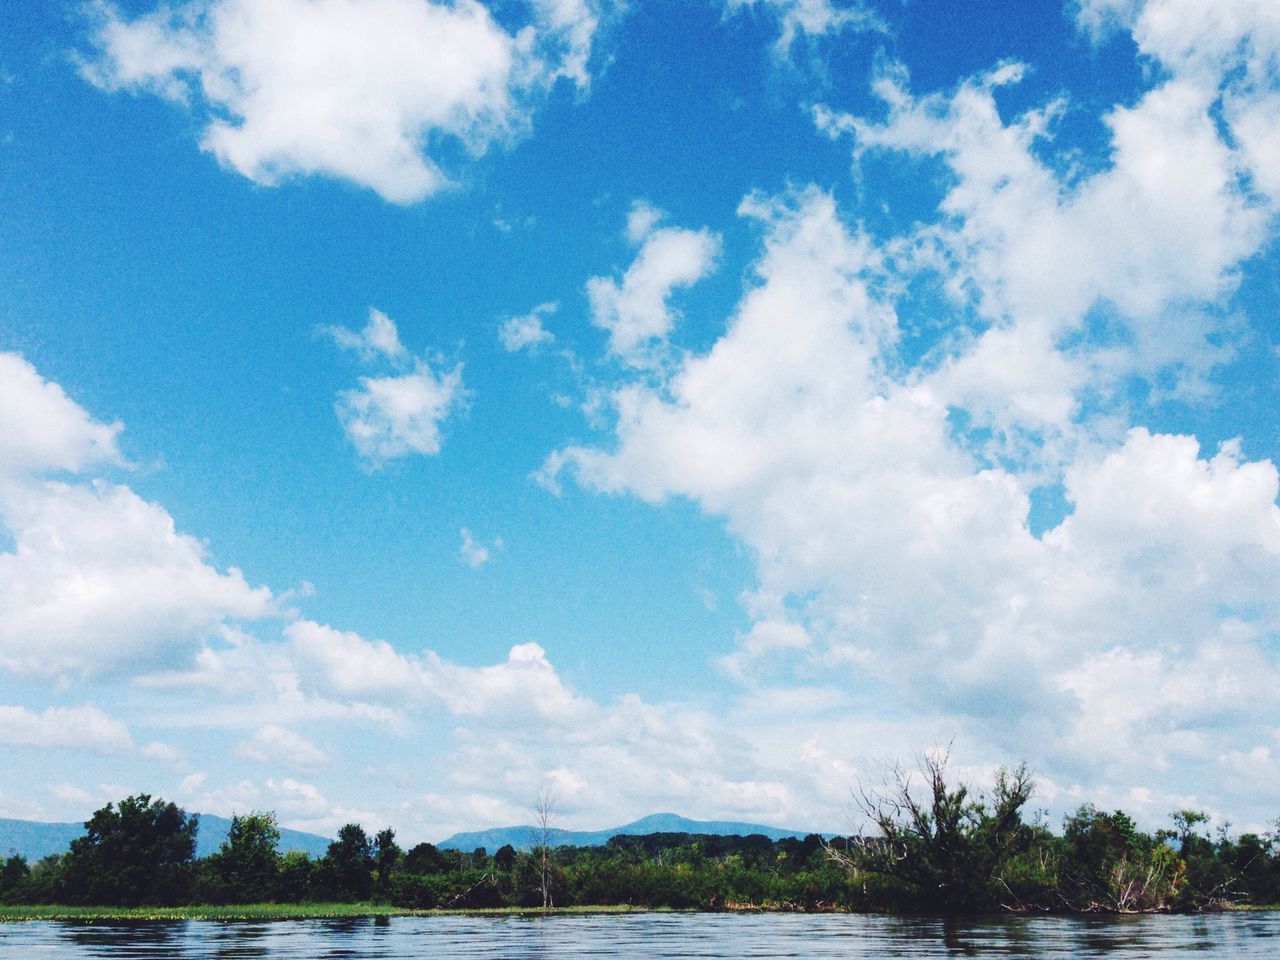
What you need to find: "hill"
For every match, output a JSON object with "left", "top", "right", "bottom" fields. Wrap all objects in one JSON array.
[
  {"left": 436, "top": 812, "right": 826, "bottom": 851},
  {"left": 0, "top": 814, "right": 331, "bottom": 861}
]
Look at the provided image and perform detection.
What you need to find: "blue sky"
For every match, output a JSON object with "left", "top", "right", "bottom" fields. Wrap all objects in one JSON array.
[{"left": 1, "top": 0, "right": 1279, "bottom": 843}]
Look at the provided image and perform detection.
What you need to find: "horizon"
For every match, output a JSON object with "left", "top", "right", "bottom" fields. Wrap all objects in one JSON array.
[{"left": 2, "top": 0, "right": 1279, "bottom": 848}]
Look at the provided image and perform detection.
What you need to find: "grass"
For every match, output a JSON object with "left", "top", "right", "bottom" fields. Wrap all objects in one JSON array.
[{"left": 0, "top": 902, "right": 662, "bottom": 922}]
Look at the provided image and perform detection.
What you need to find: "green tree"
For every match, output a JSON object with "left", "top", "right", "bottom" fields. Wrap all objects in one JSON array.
[
  {"left": 318, "top": 823, "right": 374, "bottom": 901},
  {"left": 494, "top": 843, "right": 517, "bottom": 872},
  {"left": 1060, "top": 805, "right": 1183, "bottom": 911},
  {"left": 61, "top": 794, "right": 198, "bottom": 905},
  {"left": 373, "top": 827, "right": 401, "bottom": 900},
  {"left": 276, "top": 850, "right": 315, "bottom": 902},
  {"left": 210, "top": 812, "right": 282, "bottom": 903},
  {"left": 0, "top": 855, "right": 29, "bottom": 902},
  {"left": 830, "top": 752, "right": 1036, "bottom": 911}
]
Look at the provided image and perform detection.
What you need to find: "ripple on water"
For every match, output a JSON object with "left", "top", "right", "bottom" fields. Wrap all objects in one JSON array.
[{"left": 0, "top": 911, "right": 1277, "bottom": 959}]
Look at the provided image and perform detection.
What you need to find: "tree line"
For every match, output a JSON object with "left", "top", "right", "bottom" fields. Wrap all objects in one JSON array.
[{"left": 1, "top": 766, "right": 1277, "bottom": 913}]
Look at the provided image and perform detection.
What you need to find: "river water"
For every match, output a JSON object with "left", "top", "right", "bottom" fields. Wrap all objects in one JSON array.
[{"left": 1, "top": 911, "right": 1277, "bottom": 958}]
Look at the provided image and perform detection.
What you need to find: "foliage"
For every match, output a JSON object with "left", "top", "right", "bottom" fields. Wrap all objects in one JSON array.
[
  {"left": 315, "top": 824, "right": 375, "bottom": 901},
  {"left": 59, "top": 794, "right": 198, "bottom": 906},
  {"left": 199, "top": 811, "right": 281, "bottom": 904},
  {"left": 2, "top": 787, "right": 1278, "bottom": 913},
  {"left": 1058, "top": 805, "right": 1184, "bottom": 911},
  {"left": 830, "top": 751, "right": 1038, "bottom": 912}
]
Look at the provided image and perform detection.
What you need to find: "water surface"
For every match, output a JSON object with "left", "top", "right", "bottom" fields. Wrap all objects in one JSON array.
[{"left": 2, "top": 911, "right": 1277, "bottom": 958}]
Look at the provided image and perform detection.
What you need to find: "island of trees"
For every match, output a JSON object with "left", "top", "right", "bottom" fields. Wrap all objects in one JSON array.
[{"left": 1, "top": 760, "right": 1277, "bottom": 914}]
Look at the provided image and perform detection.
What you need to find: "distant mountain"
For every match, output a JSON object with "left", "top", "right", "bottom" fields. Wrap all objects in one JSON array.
[
  {"left": 0, "top": 814, "right": 331, "bottom": 861},
  {"left": 437, "top": 812, "right": 827, "bottom": 851},
  {"left": 0, "top": 818, "right": 82, "bottom": 861}
]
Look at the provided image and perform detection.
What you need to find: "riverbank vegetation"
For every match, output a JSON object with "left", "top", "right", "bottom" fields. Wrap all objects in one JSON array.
[{"left": 1, "top": 763, "right": 1276, "bottom": 915}]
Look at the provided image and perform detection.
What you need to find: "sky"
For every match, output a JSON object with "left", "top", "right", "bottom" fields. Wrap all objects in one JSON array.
[{"left": 1, "top": 0, "right": 1279, "bottom": 845}]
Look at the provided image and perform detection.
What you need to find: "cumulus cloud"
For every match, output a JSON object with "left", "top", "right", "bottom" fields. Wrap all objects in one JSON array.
[
  {"left": 79, "top": 0, "right": 607, "bottom": 203},
  {"left": 337, "top": 364, "right": 463, "bottom": 466},
  {"left": 0, "top": 705, "right": 132, "bottom": 753},
  {"left": 546, "top": 28, "right": 1280, "bottom": 820},
  {"left": 0, "top": 479, "right": 274, "bottom": 677},
  {"left": 328, "top": 309, "right": 464, "bottom": 467},
  {"left": 586, "top": 202, "right": 720, "bottom": 366},
  {"left": 815, "top": 64, "right": 1263, "bottom": 446},
  {"left": 499, "top": 302, "right": 557, "bottom": 352},
  {"left": 0, "top": 353, "right": 122, "bottom": 481},
  {"left": 0, "top": 353, "right": 857, "bottom": 835},
  {"left": 0, "top": 353, "right": 274, "bottom": 678},
  {"left": 326, "top": 307, "right": 407, "bottom": 364},
  {"left": 235, "top": 724, "right": 329, "bottom": 770},
  {"left": 194, "top": 776, "right": 330, "bottom": 821},
  {"left": 142, "top": 740, "right": 188, "bottom": 767},
  {"left": 286, "top": 618, "right": 589, "bottom": 722}
]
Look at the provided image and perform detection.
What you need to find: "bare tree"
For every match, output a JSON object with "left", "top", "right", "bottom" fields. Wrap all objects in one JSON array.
[{"left": 535, "top": 786, "right": 556, "bottom": 910}]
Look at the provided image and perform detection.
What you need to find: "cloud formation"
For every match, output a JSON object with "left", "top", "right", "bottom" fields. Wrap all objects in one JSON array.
[
  {"left": 586, "top": 202, "right": 720, "bottom": 366},
  {"left": 0, "top": 705, "right": 133, "bottom": 754},
  {"left": 724, "top": 0, "right": 882, "bottom": 55},
  {"left": 499, "top": 302, "right": 557, "bottom": 352},
  {"left": 0, "top": 353, "right": 273, "bottom": 679},
  {"left": 546, "top": 0, "right": 1280, "bottom": 824},
  {"left": 79, "top": 0, "right": 606, "bottom": 203},
  {"left": 328, "top": 309, "right": 464, "bottom": 467}
]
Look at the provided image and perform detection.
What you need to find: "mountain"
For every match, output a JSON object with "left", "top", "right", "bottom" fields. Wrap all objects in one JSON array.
[
  {"left": 437, "top": 812, "right": 826, "bottom": 851},
  {"left": 0, "top": 814, "right": 331, "bottom": 861}
]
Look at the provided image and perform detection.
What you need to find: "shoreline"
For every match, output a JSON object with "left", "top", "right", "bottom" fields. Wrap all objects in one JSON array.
[{"left": 2, "top": 903, "right": 1277, "bottom": 922}]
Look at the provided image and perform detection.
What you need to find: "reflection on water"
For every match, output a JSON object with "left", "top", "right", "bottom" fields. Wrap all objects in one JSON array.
[{"left": 0, "top": 911, "right": 1276, "bottom": 958}]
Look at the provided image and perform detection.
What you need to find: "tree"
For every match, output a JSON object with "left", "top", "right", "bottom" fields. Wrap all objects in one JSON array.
[
  {"left": 61, "top": 794, "right": 198, "bottom": 905},
  {"left": 494, "top": 844, "right": 517, "bottom": 872},
  {"left": 210, "top": 812, "right": 281, "bottom": 903},
  {"left": 534, "top": 787, "right": 557, "bottom": 909},
  {"left": 373, "top": 827, "right": 401, "bottom": 900},
  {"left": 828, "top": 750, "right": 1036, "bottom": 911},
  {"left": 0, "top": 855, "right": 29, "bottom": 902},
  {"left": 1060, "top": 805, "right": 1184, "bottom": 911},
  {"left": 318, "top": 823, "right": 374, "bottom": 901}
]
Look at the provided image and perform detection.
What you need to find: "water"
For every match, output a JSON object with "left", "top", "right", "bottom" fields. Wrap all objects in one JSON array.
[{"left": 0, "top": 911, "right": 1276, "bottom": 958}]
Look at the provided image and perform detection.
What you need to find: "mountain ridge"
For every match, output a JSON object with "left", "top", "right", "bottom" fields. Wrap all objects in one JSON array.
[
  {"left": 436, "top": 812, "right": 830, "bottom": 851},
  {"left": 0, "top": 814, "right": 331, "bottom": 861}
]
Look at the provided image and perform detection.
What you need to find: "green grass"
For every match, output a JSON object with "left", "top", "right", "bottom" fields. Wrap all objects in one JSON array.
[{"left": 0, "top": 902, "right": 663, "bottom": 922}]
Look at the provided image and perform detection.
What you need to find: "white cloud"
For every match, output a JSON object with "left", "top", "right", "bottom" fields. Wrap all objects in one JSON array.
[
  {"left": 329, "top": 309, "right": 464, "bottom": 467},
  {"left": 234, "top": 724, "right": 329, "bottom": 770},
  {"left": 195, "top": 776, "right": 330, "bottom": 820},
  {"left": 0, "top": 704, "right": 132, "bottom": 753},
  {"left": 79, "top": 0, "right": 606, "bottom": 204},
  {"left": 286, "top": 618, "right": 589, "bottom": 723},
  {"left": 499, "top": 302, "right": 557, "bottom": 352},
  {"left": 816, "top": 61, "right": 1264, "bottom": 421},
  {"left": 142, "top": 740, "right": 188, "bottom": 767},
  {"left": 337, "top": 363, "right": 464, "bottom": 466},
  {"left": 287, "top": 619, "right": 430, "bottom": 704},
  {"left": 586, "top": 202, "right": 720, "bottom": 365},
  {"left": 0, "top": 352, "right": 274, "bottom": 679},
  {"left": 1078, "top": 0, "right": 1280, "bottom": 210},
  {"left": 0, "top": 353, "right": 122, "bottom": 481},
  {"left": 719, "top": 619, "right": 811, "bottom": 681},
  {"left": 725, "top": 0, "right": 882, "bottom": 56},
  {"left": 546, "top": 150, "right": 1280, "bottom": 825},
  {"left": 0, "top": 479, "right": 274, "bottom": 677},
  {"left": 327, "top": 307, "right": 407, "bottom": 363},
  {"left": 459, "top": 527, "right": 500, "bottom": 568}
]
